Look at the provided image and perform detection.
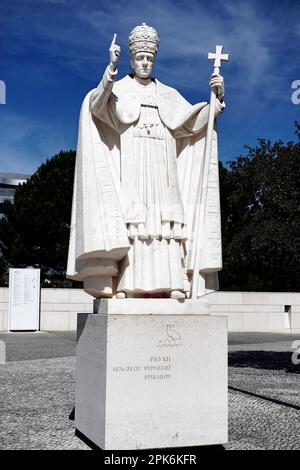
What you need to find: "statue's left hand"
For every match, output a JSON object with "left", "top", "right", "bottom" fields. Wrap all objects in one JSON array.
[{"left": 209, "top": 73, "right": 225, "bottom": 102}]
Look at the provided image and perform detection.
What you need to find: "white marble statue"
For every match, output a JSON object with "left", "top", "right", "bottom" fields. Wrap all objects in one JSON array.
[{"left": 67, "top": 23, "right": 226, "bottom": 299}]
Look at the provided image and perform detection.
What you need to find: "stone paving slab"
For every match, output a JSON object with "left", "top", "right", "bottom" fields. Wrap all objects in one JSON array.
[
  {"left": 0, "top": 331, "right": 299, "bottom": 450},
  {"left": 0, "top": 331, "right": 76, "bottom": 361},
  {"left": 229, "top": 367, "right": 300, "bottom": 408},
  {"left": 228, "top": 336, "right": 300, "bottom": 409},
  {"left": 0, "top": 356, "right": 88, "bottom": 450},
  {"left": 228, "top": 332, "right": 300, "bottom": 345},
  {"left": 0, "top": 355, "right": 299, "bottom": 450},
  {"left": 229, "top": 341, "right": 298, "bottom": 352},
  {"left": 226, "top": 390, "right": 300, "bottom": 450}
]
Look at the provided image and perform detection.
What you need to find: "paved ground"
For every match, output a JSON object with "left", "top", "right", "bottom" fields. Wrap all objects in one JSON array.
[{"left": 0, "top": 331, "right": 299, "bottom": 451}]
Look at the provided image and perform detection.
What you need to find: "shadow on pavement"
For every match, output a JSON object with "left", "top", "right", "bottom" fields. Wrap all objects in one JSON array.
[
  {"left": 229, "top": 350, "right": 299, "bottom": 373},
  {"left": 69, "top": 406, "right": 75, "bottom": 421}
]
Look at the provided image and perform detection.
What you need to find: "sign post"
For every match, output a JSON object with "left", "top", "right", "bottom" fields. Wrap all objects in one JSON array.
[{"left": 8, "top": 268, "right": 40, "bottom": 331}]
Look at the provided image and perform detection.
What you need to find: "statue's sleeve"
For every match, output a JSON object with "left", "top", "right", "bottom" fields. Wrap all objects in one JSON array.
[
  {"left": 90, "top": 66, "right": 120, "bottom": 132},
  {"left": 184, "top": 99, "right": 225, "bottom": 134},
  {"left": 174, "top": 99, "right": 225, "bottom": 138}
]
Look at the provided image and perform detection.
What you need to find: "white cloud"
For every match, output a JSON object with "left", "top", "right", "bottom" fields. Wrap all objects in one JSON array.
[
  {"left": 0, "top": 111, "right": 75, "bottom": 173},
  {"left": 0, "top": 0, "right": 299, "bottom": 172},
  {"left": 56, "top": 0, "right": 299, "bottom": 100},
  {"left": 1, "top": 0, "right": 299, "bottom": 97}
]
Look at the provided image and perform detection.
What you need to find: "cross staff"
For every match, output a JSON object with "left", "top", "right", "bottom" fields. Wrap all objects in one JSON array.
[{"left": 190, "top": 45, "right": 229, "bottom": 299}]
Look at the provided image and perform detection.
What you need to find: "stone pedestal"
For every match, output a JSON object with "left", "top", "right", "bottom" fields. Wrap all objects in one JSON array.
[{"left": 75, "top": 300, "right": 227, "bottom": 450}]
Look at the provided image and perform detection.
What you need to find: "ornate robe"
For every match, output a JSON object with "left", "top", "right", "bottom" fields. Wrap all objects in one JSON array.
[{"left": 66, "top": 66, "right": 225, "bottom": 297}]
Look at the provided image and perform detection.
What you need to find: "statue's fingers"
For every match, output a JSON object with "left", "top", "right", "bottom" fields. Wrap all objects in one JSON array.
[{"left": 110, "top": 33, "right": 117, "bottom": 47}]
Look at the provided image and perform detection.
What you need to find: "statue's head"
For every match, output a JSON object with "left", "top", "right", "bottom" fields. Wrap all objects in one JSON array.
[{"left": 128, "top": 22, "right": 159, "bottom": 79}]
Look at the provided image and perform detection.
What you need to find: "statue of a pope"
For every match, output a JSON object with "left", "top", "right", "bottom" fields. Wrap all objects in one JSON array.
[{"left": 67, "top": 23, "right": 225, "bottom": 299}]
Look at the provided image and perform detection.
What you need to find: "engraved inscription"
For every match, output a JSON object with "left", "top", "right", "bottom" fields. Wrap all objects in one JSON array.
[
  {"left": 113, "top": 365, "right": 141, "bottom": 372},
  {"left": 112, "top": 356, "right": 172, "bottom": 381},
  {"left": 144, "top": 374, "right": 171, "bottom": 380}
]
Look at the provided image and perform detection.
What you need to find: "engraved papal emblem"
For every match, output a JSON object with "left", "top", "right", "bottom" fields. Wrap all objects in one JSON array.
[{"left": 158, "top": 324, "right": 182, "bottom": 347}]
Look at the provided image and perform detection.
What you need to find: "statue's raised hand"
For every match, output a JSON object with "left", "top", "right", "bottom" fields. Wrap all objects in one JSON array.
[{"left": 109, "top": 33, "right": 121, "bottom": 70}]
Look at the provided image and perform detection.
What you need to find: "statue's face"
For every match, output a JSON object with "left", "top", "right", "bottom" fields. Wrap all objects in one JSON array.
[{"left": 131, "top": 52, "right": 155, "bottom": 79}]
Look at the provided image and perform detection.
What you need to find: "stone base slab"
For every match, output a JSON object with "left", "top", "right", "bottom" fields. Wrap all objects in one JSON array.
[
  {"left": 93, "top": 298, "right": 210, "bottom": 315},
  {"left": 75, "top": 310, "right": 228, "bottom": 450}
]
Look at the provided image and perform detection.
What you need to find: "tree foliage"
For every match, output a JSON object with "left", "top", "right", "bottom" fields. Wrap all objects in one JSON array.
[
  {"left": 0, "top": 150, "right": 76, "bottom": 286},
  {"left": 219, "top": 122, "right": 300, "bottom": 291}
]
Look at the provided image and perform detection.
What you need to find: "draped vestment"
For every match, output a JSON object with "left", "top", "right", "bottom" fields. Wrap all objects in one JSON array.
[{"left": 66, "top": 67, "right": 225, "bottom": 297}]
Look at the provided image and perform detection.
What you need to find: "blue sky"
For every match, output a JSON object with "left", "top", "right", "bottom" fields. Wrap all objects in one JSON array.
[{"left": 0, "top": 0, "right": 299, "bottom": 174}]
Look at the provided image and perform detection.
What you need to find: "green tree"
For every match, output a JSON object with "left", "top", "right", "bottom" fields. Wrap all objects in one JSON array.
[
  {"left": 0, "top": 150, "right": 78, "bottom": 286},
  {"left": 219, "top": 122, "right": 300, "bottom": 291}
]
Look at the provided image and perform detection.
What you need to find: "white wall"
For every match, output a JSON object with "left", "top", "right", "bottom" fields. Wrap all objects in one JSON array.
[
  {"left": 203, "top": 291, "right": 300, "bottom": 333},
  {"left": 0, "top": 288, "right": 299, "bottom": 333}
]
